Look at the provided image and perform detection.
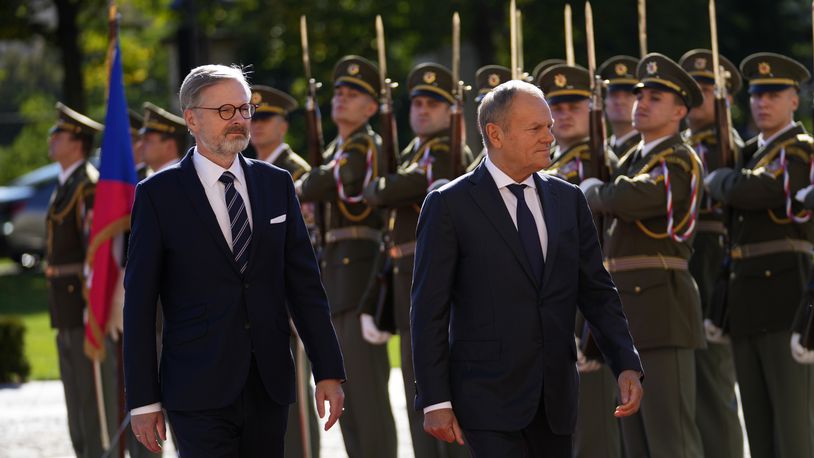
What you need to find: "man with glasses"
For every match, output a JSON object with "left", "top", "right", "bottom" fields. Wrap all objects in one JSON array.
[
  {"left": 124, "top": 64, "right": 346, "bottom": 457},
  {"left": 298, "top": 55, "right": 398, "bottom": 458}
]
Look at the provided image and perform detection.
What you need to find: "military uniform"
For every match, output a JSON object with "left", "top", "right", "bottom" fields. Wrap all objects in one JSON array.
[
  {"left": 250, "top": 83, "right": 322, "bottom": 458},
  {"left": 679, "top": 49, "right": 745, "bottom": 458},
  {"left": 705, "top": 53, "right": 814, "bottom": 458},
  {"left": 129, "top": 109, "right": 149, "bottom": 181},
  {"left": 584, "top": 54, "right": 706, "bottom": 458},
  {"left": 46, "top": 103, "right": 119, "bottom": 458},
  {"left": 467, "top": 65, "right": 512, "bottom": 173},
  {"left": 599, "top": 56, "right": 642, "bottom": 159},
  {"left": 363, "top": 63, "right": 472, "bottom": 458},
  {"left": 538, "top": 63, "right": 623, "bottom": 458},
  {"left": 298, "top": 56, "right": 397, "bottom": 458}
]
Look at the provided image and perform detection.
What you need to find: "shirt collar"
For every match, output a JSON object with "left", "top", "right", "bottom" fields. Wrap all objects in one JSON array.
[
  {"left": 758, "top": 121, "right": 796, "bottom": 149},
  {"left": 484, "top": 154, "right": 537, "bottom": 190},
  {"left": 263, "top": 143, "right": 288, "bottom": 164},
  {"left": 192, "top": 147, "right": 246, "bottom": 188},
  {"left": 641, "top": 135, "right": 673, "bottom": 158},
  {"left": 58, "top": 160, "right": 84, "bottom": 185}
]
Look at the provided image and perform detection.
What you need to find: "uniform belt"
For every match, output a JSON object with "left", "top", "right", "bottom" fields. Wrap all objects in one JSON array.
[
  {"left": 695, "top": 220, "right": 727, "bottom": 235},
  {"left": 388, "top": 241, "right": 416, "bottom": 259},
  {"left": 45, "top": 263, "right": 84, "bottom": 278},
  {"left": 324, "top": 226, "right": 382, "bottom": 244},
  {"left": 604, "top": 255, "right": 688, "bottom": 273},
  {"left": 731, "top": 239, "right": 814, "bottom": 260}
]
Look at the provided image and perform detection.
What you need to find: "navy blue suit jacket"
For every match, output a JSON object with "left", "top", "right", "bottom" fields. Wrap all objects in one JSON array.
[
  {"left": 123, "top": 150, "right": 344, "bottom": 412},
  {"left": 411, "top": 162, "right": 642, "bottom": 434}
]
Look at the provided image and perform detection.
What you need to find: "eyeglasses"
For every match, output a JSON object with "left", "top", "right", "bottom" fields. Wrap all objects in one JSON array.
[{"left": 191, "top": 103, "right": 257, "bottom": 120}]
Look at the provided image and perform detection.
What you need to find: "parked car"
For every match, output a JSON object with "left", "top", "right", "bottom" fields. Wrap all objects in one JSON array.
[{"left": 0, "top": 163, "right": 60, "bottom": 268}]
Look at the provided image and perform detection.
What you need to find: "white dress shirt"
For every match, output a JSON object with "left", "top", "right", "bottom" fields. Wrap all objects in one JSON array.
[
  {"left": 58, "top": 160, "right": 84, "bottom": 185},
  {"left": 262, "top": 143, "right": 289, "bottom": 165},
  {"left": 424, "top": 155, "right": 549, "bottom": 415},
  {"left": 131, "top": 148, "right": 253, "bottom": 416}
]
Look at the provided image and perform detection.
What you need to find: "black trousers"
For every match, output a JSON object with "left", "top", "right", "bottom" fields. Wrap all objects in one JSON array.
[
  {"left": 167, "top": 356, "right": 289, "bottom": 457},
  {"left": 462, "top": 395, "right": 572, "bottom": 458}
]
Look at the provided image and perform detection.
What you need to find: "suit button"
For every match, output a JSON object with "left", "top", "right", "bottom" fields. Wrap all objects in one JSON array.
[
  {"left": 342, "top": 257, "right": 350, "bottom": 265},
  {"left": 67, "top": 284, "right": 75, "bottom": 293},
  {"left": 634, "top": 286, "right": 641, "bottom": 294},
  {"left": 244, "top": 322, "right": 251, "bottom": 330},
  {"left": 764, "top": 270, "right": 772, "bottom": 278},
  {"left": 244, "top": 283, "right": 250, "bottom": 289}
]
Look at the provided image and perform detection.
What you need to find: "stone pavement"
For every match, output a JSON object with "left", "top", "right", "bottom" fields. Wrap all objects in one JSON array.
[{"left": 0, "top": 369, "right": 415, "bottom": 458}]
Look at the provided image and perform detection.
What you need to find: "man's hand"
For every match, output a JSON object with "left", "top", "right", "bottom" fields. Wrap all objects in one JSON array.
[
  {"left": 704, "top": 319, "right": 730, "bottom": 344},
  {"left": 614, "top": 369, "right": 643, "bottom": 418},
  {"left": 131, "top": 411, "right": 166, "bottom": 453},
  {"left": 315, "top": 379, "right": 345, "bottom": 431},
  {"left": 424, "top": 408, "right": 465, "bottom": 445},
  {"left": 360, "top": 313, "right": 392, "bottom": 345},
  {"left": 575, "top": 337, "right": 602, "bottom": 373}
]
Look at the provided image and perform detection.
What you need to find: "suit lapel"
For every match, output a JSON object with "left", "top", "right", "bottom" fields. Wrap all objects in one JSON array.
[
  {"left": 178, "top": 150, "right": 241, "bottom": 276},
  {"left": 535, "top": 173, "right": 559, "bottom": 288},
  {"left": 468, "top": 163, "right": 538, "bottom": 287},
  {"left": 240, "top": 155, "right": 263, "bottom": 274}
]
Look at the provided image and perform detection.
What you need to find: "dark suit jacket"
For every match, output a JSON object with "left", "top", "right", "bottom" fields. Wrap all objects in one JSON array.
[
  {"left": 124, "top": 149, "right": 345, "bottom": 412},
  {"left": 410, "top": 162, "right": 642, "bottom": 434}
]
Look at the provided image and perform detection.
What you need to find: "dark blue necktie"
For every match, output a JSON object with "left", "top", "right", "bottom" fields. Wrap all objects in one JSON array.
[
  {"left": 219, "top": 171, "right": 252, "bottom": 274},
  {"left": 507, "top": 183, "right": 544, "bottom": 283}
]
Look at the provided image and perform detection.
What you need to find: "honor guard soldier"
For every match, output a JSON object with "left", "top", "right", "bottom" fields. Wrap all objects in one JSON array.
[
  {"left": 705, "top": 52, "right": 814, "bottom": 458},
  {"left": 298, "top": 55, "right": 398, "bottom": 458},
  {"left": 46, "top": 102, "right": 118, "bottom": 457},
  {"left": 140, "top": 102, "right": 187, "bottom": 174},
  {"left": 129, "top": 109, "right": 148, "bottom": 181},
  {"left": 531, "top": 58, "right": 567, "bottom": 84},
  {"left": 467, "top": 64, "right": 512, "bottom": 172},
  {"left": 678, "top": 49, "right": 745, "bottom": 458},
  {"left": 599, "top": 56, "right": 641, "bottom": 156},
  {"left": 363, "top": 62, "right": 472, "bottom": 458},
  {"left": 249, "top": 84, "right": 321, "bottom": 458},
  {"left": 582, "top": 53, "right": 706, "bottom": 458},
  {"left": 537, "top": 63, "right": 622, "bottom": 458}
]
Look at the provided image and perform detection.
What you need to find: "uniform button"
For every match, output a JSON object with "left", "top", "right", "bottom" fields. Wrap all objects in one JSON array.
[
  {"left": 634, "top": 286, "right": 642, "bottom": 294},
  {"left": 67, "top": 284, "right": 74, "bottom": 293},
  {"left": 244, "top": 322, "right": 250, "bottom": 330},
  {"left": 738, "top": 216, "right": 744, "bottom": 222},
  {"left": 730, "top": 272, "right": 736, "bottom": 280},
  {"left": 393, "top": 267, "right": 400, "bottom": 275},
  {"left": 342, "top": 257, "right": 350, "bottom": 265},
  {"left": 764, "top": 270, "right": 772, "bottom": 278}
]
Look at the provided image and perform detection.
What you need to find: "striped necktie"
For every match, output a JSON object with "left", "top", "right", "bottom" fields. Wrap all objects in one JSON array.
[{"left": 218, "top": 171, "right": 252, "bottom": 274}]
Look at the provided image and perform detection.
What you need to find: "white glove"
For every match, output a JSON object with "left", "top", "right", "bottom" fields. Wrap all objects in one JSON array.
[
  {"left": 704, "top": 319, "right": 729, "bottom": 344},
  {"left": 360, "top": 313, "right": 391, "bottom": 345},
  {"left": 791, "top": 332, "right": 814, "bottom": 364},
  {"left": 575, "top": 336, "right": 601, "bottom": 373},
  {"left": 579, "top": 177, "right": 603, "bottom": 194},
  {"left": 795, "top": 184, "right": 814, "bottom": 203}
]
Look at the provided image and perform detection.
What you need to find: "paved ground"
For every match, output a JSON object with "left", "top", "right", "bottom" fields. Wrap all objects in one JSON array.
[{"left": 0, "top": 369, "right": 414, "bottom": 458}]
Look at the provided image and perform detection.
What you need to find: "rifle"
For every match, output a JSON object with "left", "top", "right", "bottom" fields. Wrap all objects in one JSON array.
[
  {"left": 638, "top": 0, "right": 648, "bottom": 58},
  {"left": 450, "top": 12, "right": 465, "bottom": 178},
  {"left": 376, "top": 15, "right": 399, "bottom": 175},
  {"left": 707, "top": 0, "right": 735, "bottom": 331},
  {"left": 564, "top": 4, "right": 575, "bottom": 66},
  {"left": 300, "top": 15, "right": 326, "bottom": 248},
  {"left": 585, "top": 1, "right": 609, "bottom": 182}
]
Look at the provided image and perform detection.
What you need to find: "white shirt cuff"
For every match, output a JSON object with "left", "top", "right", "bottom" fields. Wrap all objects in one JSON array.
[
  {"left": 795, "top": 185, "right": 814, "bottom": 203},
  {"left": 423, "top": 401, "right": 453, "bottom": 414},
  {"left": 579, "top": 177, "right": 603, "bottom": 194},
  {"left": 131, "top": 402, "right": 162, "bottom": 416},
  {"left": 704, "top": 169, "right": 722, "bottom": 188}
]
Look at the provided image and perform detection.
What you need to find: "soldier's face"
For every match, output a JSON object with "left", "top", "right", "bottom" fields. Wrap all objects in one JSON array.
[
  {"left": 331, "top": 86, "right": 377, "bottom": 127},
  {"left": 605, "top": 89, "right": 635, "bottom": 124},
  {"left": 632, "top": 88, "right": 686, "bottom": 136},
  {"left": 409, "top": 96, "right": 451, "bottom": 139},
  {"left": 487, "top": 92, "right": 554, "bottom": 178},
  {"left": 48, "top": 131, "right": 82, "bottom": 164},
  {"left": 750, "top": 88, "right": 798, "bottom": 136},
  {"left": 250, "top": 115, "right": 287, "bottom": 150},
  {"left": 550, "top": 99, "right": 590, "bottom": 148},
  {"left": 140, "top": 132, "right": 174, "bottom": 169},
  {"left": 185, "top": 79, "right": 251, "bottom": 159},
  {"left": 687, "top": 83, "right": 715, "bottom": 128}
]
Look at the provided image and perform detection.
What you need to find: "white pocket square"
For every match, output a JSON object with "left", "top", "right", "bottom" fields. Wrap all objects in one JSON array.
[{"left": 269, "top": 214, "right": 287, "bottom": 224}]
